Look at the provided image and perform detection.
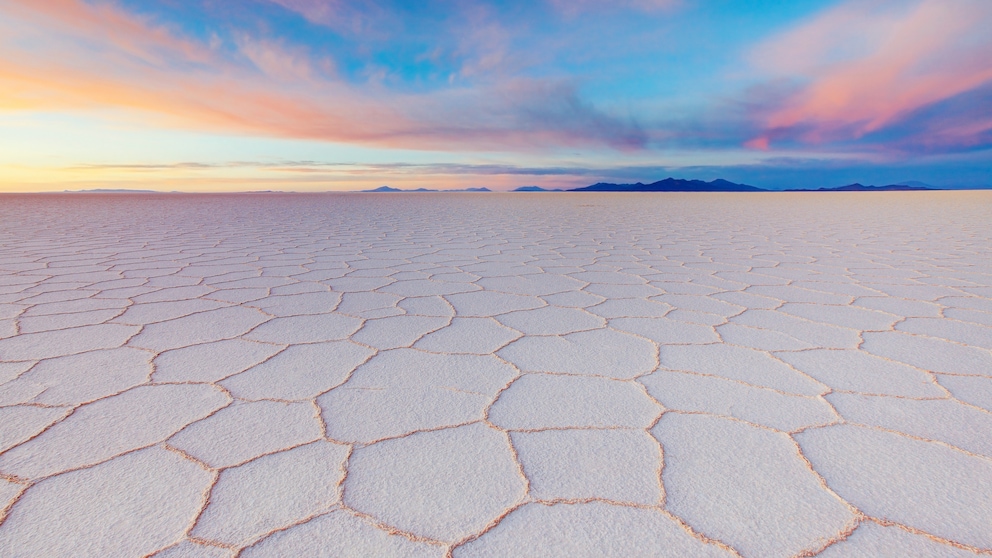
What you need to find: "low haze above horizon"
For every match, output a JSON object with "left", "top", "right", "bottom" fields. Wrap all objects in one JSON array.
[{"left": 2, "top": 0, "right": 991, "bottom": 192}]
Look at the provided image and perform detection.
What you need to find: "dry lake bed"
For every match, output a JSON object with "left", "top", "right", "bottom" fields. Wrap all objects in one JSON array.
[{"left": 1, "top": 191, "right": 991, "bottom": 557}]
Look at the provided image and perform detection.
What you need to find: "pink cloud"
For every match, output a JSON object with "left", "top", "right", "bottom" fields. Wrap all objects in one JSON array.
[
  {"left": 743, "top": 136, "right": 769, "bottom": 151},
  {"left": 0, "top": 0, "right": 643, "bottom": 151},
  {"left": 547, "top": 0, "right": 679, "bottom": 17},
  {"left": 272, "top": 0, "right": 679, "bottom": 24},
  {"left": 747, "top": 0, "right": 992, "bottom": 149},
  {"left": 235, "top": 35, "right": 332, "bottom": 83},
  {"left": 264, "top": 0, "right": 387, "bottom": 35},
  {"left": 3, "top": 0, "right": 214, "bottom": 67}
]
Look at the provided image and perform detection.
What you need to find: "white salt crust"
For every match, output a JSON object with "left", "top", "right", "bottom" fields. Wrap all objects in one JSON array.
[{"left": 1, "top": 192, "right": 991, "bottom": 556}]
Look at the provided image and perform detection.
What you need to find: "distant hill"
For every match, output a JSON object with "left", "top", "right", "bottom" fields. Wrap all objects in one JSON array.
[
  {"left": 896, "top": 182, "right": 992, "bottom": 190},
  {"left": 359, "top": 186, "right": 491, "bottom": 193},
  {"left": 514, "top": 186, "right": 563, "bottom": 192},
  {"left": 61, "top": 189, "right": 162, "bottom": 193},
  {"left": 570, "top": 178, "right": 764, "bottom": 192},
  {"left": 895, "top": 181, "right": 936, "bottom": 189},
  {"left": 360, "top": 186, "right": 435, "bottom": 192},
  {"left": 786, "top": 183, "right": 936, "bottom": 192},
  {"left": 361, "top": 186, "right": 402, "bottom": 192}
]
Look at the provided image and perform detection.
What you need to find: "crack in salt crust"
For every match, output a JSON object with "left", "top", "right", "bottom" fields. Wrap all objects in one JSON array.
[{"left": 0, "top": 192, "right": 991, "bottom": 556}]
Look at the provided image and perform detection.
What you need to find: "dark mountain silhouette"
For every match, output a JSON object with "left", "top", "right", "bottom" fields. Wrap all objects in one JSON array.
[
  {"left": 361, "top": 186, "right": 405, "bottom": 192},
  {"left": 61, "top": 189, "right": 162, "bottom": 193},
  {"left": 786, "top": 183, "right": 935, "bottom": 192},
  {"left": 570, "top": 178, "right": 764, "bottom": 192},
  {"left": 359, "top": 185, "right": 437, "bottom": 192},
  {"left": 359, "top": 186, "right": 491, "bottom": 192},
  {"left": 358, "top": 180, "right": 961, "bottom": 194}
]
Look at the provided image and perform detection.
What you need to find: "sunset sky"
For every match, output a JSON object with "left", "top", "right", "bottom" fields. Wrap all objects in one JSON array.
[{"left": 2, "top": 0, "right": 991, "bottom": 192}]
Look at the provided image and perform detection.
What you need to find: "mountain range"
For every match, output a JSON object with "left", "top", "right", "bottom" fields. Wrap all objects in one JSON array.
[
  {"left": 361, "top": 186, "right": 491, "bottom": 193},
  {"left": 783, "top": 183, "right": 933, "bottom": 192},
  {"left": 48, "top": 180, "right": 979, "bottom": 194},
  {"left": 511, "top": 179, "right": 944, "bottom": 193},
  {"left": 568, "top": 178, "right": 765, "bottom": 192}
]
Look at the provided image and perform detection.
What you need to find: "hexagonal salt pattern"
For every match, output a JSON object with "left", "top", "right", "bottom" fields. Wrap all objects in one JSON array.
[{"left": 2, "top": 191, "right": 992, "bottom": 556}]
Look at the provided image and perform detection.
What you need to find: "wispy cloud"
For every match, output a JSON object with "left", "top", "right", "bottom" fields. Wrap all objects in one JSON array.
[
  {"left": 264, "top": 0, "right": 390, "bottom": 35},
  {"left": 3, "top": 0, "right": 991, "bottom": 194},
  {"left": 66, "top": 160, "right": 635, "bottom": 177},
  {"left": 546, "top": 0, "right": 679, "bottom": 17},
  {"left": 0, "top": 0, "right": 644, "bottom": 151},
  {"left": 747, "top": 0, "right": 992, "bottom": 152}
]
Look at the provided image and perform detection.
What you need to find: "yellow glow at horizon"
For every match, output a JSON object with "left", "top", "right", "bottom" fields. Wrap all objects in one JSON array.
[{"left": 0, "top": 109, "right": 816, "bottom": 193}]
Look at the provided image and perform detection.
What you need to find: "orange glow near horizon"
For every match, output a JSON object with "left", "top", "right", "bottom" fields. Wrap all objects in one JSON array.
[{"left": 0, "top": 161, "right": 605, "bottom": 193}]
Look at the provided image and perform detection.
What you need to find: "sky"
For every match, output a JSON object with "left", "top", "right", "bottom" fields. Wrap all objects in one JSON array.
[{"left": 2, "top": 0, "right": 991, "bottom": 192}]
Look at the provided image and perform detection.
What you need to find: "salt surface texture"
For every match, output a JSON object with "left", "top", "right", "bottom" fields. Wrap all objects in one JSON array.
[{"left": 0, "top": 192, "right": 991, "bottom": 557}]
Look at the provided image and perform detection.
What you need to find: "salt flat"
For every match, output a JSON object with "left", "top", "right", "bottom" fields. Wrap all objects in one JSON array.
[{"left": 1, "top": 192, "right": 991, "bottom": 557}]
